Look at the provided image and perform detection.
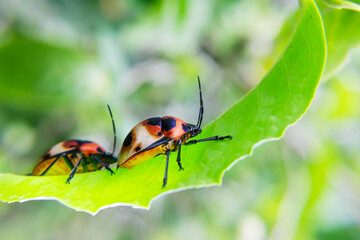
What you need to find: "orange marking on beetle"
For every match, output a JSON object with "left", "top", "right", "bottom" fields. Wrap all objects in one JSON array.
[
  {"left": 143, "top": 120, "right": 162, "bottom": 136},
  {"left": 79, "top": 142, "right": 105, "bottom": 154},
  {"left": 62, "top": 140, "right": 80, "bottom": 149},
  {"left": 162, "top": 117, "right": 187, "bottom": 140}
]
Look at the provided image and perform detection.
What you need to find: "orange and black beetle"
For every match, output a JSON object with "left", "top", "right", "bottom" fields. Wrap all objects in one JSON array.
[
  {"left": 118, "top": 77, "right": 232, "bottom": 187},
  {"left": 30, "top": 105, "right": 117, "bottom": 183}
]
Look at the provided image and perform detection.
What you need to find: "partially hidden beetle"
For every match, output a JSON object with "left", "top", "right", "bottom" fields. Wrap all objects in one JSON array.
[
  {"left": 117, "top": 77, "right": 232, "bottom": 187},
  {"left": 30, "top": 105, "right": 117, "bottom": 183}
]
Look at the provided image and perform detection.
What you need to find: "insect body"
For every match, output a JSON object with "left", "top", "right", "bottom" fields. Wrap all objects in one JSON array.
[
  {"left": 30, "top": 105, "right": 117, "bottom": 183},
  {"left": 117, "top": 77, "right": 232, "bottom": 187}
]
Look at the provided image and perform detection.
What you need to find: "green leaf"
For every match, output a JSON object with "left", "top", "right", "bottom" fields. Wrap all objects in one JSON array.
[
  {"left": 271, "top": 0, "right": 360, "bottom": 80},
  {"left": 317, "top": 0, "right": 360, "bottom": 78},
  {"left": 0, "top": 0, "right": 326, "bottom": 215},
  {"left": 321, "top": 0, "right": 360, "bottom": 11}
]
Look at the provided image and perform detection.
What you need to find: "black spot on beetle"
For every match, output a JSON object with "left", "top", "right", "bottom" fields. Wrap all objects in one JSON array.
[
  {"left": 147, "top": 117, "right": 162, "bottom": 126},
  {"left": 123, "top": 132, "right": 133, "bottom": 147},
  {"left": 181, "top": 123, "right": 189, "bottom": 132},
  {"left": 97, "top": 147, "right": 104, "bottom": 153},
  {"left": 157, "top": 131, "right": 162, "bottom": 136},
  {"left": 162, "top": 118, "right": 176, "bottom": 131},
  {"left": 135, "top": 146, "right": 141, "bottom": 152},
  {"left": 43, "top": 153, "right": 51, "bottom": 159}
]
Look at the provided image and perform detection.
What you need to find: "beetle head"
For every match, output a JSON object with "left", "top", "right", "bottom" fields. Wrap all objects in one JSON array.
[
  {"left": 186, "top": 123, "right": 202, "bottom": 137},
  {"left": 101, "top": 152, "right": 118, "bottom": 164}
]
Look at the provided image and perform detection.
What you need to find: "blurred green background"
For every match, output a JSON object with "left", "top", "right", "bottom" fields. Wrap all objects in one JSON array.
[{"left": 0, "top": 0, "right": 360, "bottom": 239}]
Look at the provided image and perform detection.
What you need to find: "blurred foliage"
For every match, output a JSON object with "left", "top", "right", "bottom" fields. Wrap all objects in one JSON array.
[{"left": 0, "top": 0, "right": 359, "bottom": 239}]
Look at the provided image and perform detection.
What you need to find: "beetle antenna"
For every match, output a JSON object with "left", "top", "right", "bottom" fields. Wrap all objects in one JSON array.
[
  {"left": 107, "top": 104, "right": 116, "bottom": 155},
  {"left": 196, "top": 76, "right": 204, "bottom": 128}
]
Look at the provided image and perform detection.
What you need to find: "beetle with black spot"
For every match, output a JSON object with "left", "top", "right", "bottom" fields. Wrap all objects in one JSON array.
[
  {"left": 30, "top": 105, "right": 117, "bottom": 183},
  {"left": 117, "top": 77, "right": 232, "bottom": 187}
]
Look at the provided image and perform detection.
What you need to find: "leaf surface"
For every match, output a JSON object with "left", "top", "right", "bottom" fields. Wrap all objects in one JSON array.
[
  {"left": 318, "top": 0, "right": 360, "bottom": 78},
  {"left": 322, "top": 0, "right": 360, "bottom": 11},
  {"left": 0, "top": 0, "right": 326, "bottom": 214}
]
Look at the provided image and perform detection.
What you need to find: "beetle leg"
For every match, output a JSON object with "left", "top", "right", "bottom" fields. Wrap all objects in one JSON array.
[
  {"left": 40, "top": 151, "right": 76, "bottom": 176},
  {"left": 118, "top": 137, "right": 172, "bottom": 170},
  {"left": 40, "top": 153, "right": 64, "bottom": 176},
  {"left": 81, "top": 157, "right": 88, "bottom": 172},
  {"left": 90, "top": 153, "right": 115, "bottom": 175},
  {"left": 176, "top": 140, "right": 184, "bottom": 171},
  {"left": 66, "top": 157, "right": 84, "bottom": 184},
  {"left": 185, "top": 135, "right": 232, "bottom": 145},
  {"left": 163, "top": 149, "right": 171, "bottom": 188},
  {"left": 63, "top": 153, "right": 75, "bottom": 171}
]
